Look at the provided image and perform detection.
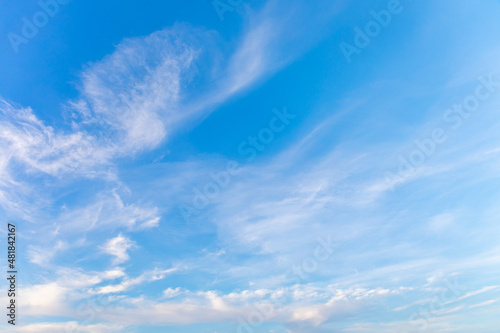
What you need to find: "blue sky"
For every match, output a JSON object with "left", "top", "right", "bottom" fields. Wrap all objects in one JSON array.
[{"left": 1, "top": 0, "right": 500, "bottom": 332}]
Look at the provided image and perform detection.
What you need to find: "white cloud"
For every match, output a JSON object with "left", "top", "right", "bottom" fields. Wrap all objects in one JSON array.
[
  {"left": 56, "top": 190, "right": 161, "bottom": 232},
  {"left": 0, "top": 99, "right": 111, "bottom": 177},
  {"left": 71, "top": 24, "right": 202, "bottom": 154},
  {"left": 28, "top": 241, "right": 68, "bottom": 266},
  {"left": 13, "top": 267, "right": 126, "bottom": 317},
  {"left": 100, "top": 234, "right": 136, "bottom": 265},
  {"left": 95, "top": 267, "right": 178, "bottom": 295},
  {"left": 163, "top": 287, "right": 182, "bottom": 298},
  {"left": 0, "top": 0, "right": 344, "bottom": 226},
  {"left": 13, "top": 322, "right": 124, "bottom": 333},
  {"left": 469, "top": 299, "right": 498, "bottom": 309},
  {"left": 3, "top": 1, "right": 500, "bottom": 332},
  {"left": 78, "top": 284, "right": 404, "bottom": 326},
  {"left": 223, "top": 0, "right": 344, "bottom": 94},
  {"left": 21, "top": 283, "right": 68, "bottom": 316},
  {"left": 0, "top": 99, "right": 114, "bottom": 218}
]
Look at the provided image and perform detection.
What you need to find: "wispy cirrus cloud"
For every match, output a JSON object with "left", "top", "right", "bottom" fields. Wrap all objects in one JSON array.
[
  {"left": 94, "top": 267, "right": 179, "bottom": 295},
  {"left": 0, "top": 0, "right": 343, "bottom": 224},
  {"left": 3, "top": 0, "right": 500, "bottom": 332}
]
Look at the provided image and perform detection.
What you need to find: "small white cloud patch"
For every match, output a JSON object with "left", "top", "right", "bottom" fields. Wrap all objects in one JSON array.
[{"left": 101, "top": 234, "right": 136, "bottom": 264}]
